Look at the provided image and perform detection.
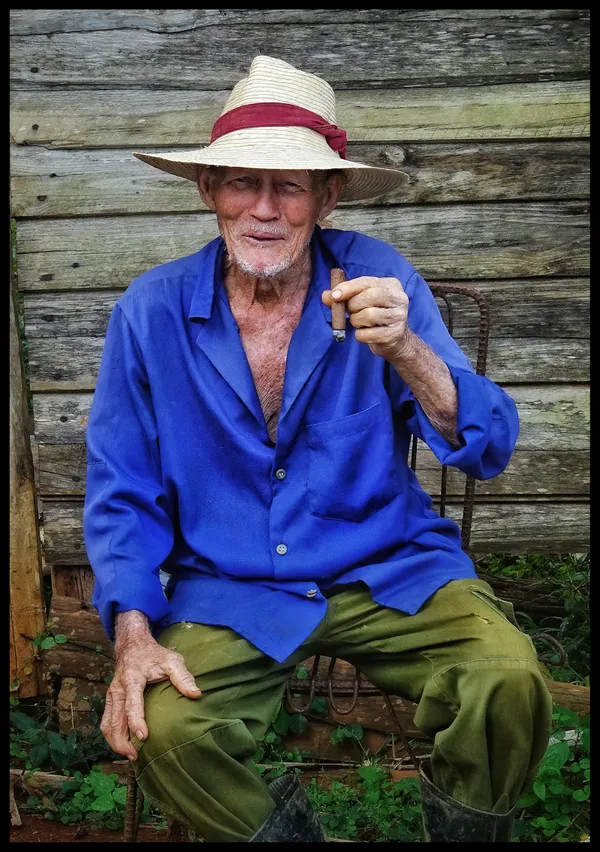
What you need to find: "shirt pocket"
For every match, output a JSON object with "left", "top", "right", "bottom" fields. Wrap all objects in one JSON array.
[{"left": 305, "top": 402, "right": 400, "bottom": 522}]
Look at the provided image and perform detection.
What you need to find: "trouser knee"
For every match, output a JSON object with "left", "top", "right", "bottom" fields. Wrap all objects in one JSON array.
[
  {"left": 421, "top": 657, "right": 553, "bottom": 754},
  {"left": 484, "top": 661, "right": 552, "bottom": 730}
]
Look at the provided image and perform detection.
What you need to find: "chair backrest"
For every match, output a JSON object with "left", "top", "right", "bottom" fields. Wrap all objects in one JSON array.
[{"left": 411, "top": 283, "right": 491, "bottom": 553}]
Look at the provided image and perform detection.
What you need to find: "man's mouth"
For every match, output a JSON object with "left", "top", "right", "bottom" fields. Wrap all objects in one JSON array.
[{"left": 244, "top": 233, "right": 284, "bottom": 243}]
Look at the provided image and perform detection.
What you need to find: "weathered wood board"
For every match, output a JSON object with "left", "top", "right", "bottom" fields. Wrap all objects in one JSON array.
[
  {"left": 24, "top": 332, "right": 591, "bottom": 391},
  {"left": 31, "top": 385, "right": 590, "bottom": 448},
  {"left": 13, "top": 203, "right": 590, "bottom": 293},
  {"left": 21, "top": 278, "right": 590, "bottom": 342},
  {"left": 9, "top": 8, "right": 591, "bottom": 36},
  {"left": 11, "top": 81, "right": 590, "bottom": 152},
  {"left": 10, "top": 13, "right": 590, "bottom": 91},
  {"left": 34, "top": 443, "right": 591, "bottom": 501},
  {"left": 41, "top": 498, "right": 590, "bottom": 564},
  {"left": 9, "top": 141, "right": 591, "bottom": 217},
  {"left": 10, "top": 279, "right": 46, "bottom": 698}
]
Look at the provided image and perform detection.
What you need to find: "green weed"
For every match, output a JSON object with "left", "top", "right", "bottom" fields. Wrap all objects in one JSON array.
[{"left": 514, "top": 704, "right": 590, "bottom": 842}]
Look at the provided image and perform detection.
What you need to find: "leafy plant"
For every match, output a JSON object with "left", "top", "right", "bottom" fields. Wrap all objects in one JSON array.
[
  {"left": 21, "top": 766, "right": 141, "bottom": 829},
  {"left": 10, "top": 694, "right": 118, "bottom": 773},
  {"left": 477, "top": 553, "right": 590, "bottom": 685},
  {"left": 251, "top": 701, "right": 312, "bottom": 782},
  {"left": 306, "top": 764, "right": 423, "bottom": 842},
  {"left": 330, "top": 722, "right": 364, "bottom": 747},
  {"left": 31, "top": 619, "right": 69, "bottom": 655},
  {"left": 514, "top": 704, "right": 590, "bottom": 842}
]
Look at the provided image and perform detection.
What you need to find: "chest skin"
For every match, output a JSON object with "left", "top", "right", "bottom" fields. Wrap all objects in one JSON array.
[{"left": 234, "top": 302, "right": 306, "bottom": 443}]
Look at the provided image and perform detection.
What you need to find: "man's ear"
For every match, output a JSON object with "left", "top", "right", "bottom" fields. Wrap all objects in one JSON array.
[
  {"left": 319, "top": 172, "right": 346, "bottom": 221},
  {"left": 197, "top": 167, "right": 216, "bottom": 211}
]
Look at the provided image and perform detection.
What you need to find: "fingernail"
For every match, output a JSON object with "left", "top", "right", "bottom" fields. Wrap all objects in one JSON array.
[
  {"left": 136, "top": 730, "right": 144, "bottom": 740},
  {"left": 332, "top": 289, "right": 342, "bottom": 299}
]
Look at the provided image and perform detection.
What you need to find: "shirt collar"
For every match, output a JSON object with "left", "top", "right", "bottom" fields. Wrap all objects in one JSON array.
[
  {"left": 187, "top": 228, "right": 347, "bottom": 324},
  {"left": 187, "top": 238, "right": 224, "bottom": 321},
  {"left": 312, "top": 225, "right": 349, "bottom": 325}
]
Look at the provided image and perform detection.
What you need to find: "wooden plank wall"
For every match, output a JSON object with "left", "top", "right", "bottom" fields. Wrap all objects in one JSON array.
[
  {"left": 9, "top": 10, "right": 589, "bottom": 703},
  {"left": 10, "top": 257, "right": 46, "bottom": 698}
]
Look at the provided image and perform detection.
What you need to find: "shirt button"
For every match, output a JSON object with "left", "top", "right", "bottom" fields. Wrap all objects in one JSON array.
[
  {"left": 276, "top": 544, "right": 288, "bottom": 556},
  {"left": 306, "top": 588, "right": 318, "bottom": 598},
  {"left": 275, "top": 468, "right": 287, "bottom": 480}
]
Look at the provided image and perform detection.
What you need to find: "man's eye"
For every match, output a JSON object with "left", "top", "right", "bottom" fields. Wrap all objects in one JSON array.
[{"left": 281, "top": 182, "right": 303, "bottom": 191}]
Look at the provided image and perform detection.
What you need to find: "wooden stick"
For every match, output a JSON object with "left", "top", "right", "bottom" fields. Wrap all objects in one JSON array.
[
  {"left": 10, "top": 775, "right": 22, "bottom": 827},
  {"left": 330, "top": 268, "right": 347, "bottom": 342}
]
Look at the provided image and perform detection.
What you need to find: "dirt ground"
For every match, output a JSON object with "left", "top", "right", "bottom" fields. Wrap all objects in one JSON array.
[{"left": 10, "top": 813, "right": 171, "bottom": 843}]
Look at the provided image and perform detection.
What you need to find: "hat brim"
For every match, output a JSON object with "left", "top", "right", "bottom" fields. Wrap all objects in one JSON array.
[{"left": 133, "top": 126, "right": 407, "bottom": 203}]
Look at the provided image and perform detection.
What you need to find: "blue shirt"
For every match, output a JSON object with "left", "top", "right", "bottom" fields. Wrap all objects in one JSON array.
[{"left": 83, "top": 227, "right": 519, "bottom": 663}]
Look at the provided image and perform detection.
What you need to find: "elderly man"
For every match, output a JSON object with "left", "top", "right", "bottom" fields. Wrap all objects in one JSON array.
[{"left": 83, "top": 55, "right": 552, "bottom": 842}]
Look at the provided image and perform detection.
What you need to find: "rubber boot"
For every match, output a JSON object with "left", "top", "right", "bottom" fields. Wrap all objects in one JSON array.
[
  {"left": 419, "top": 759, "right": 517, "bottom": 842},
  {"left": 249, "top": 773, "right": 328, "bottom": 842}
]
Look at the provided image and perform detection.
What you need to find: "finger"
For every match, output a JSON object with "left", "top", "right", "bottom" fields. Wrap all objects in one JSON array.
[
  {"left": 99, "top": 691, "right": 113, "bottom": 741},
  {"left": 328, "top": 276, "right": 403, "bottom": 305},
  {"left": 167, "top": 660, "right": 202, "bottom": 698},
  {"left": 345, "top": 288, "right": 399, "bottom": 313},
  {"left": 321, "top": 288, "right": 335, "bottom": 307},
  {"left": 107, "top": 690, "right": 139, "bottom": 760},
  {"left": 349, "top": 306, "right": 403, "bottom": 329},
  {"left": 124, "top": 680, "right": 149, "bottom": 743},
  {"left": 354, "top": 325, "right": 405, "bottom": 347}
]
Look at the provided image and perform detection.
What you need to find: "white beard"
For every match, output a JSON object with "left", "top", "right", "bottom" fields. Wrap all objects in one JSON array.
[{"left": 231, "top": 250, "right": 295, "bottom": 279}]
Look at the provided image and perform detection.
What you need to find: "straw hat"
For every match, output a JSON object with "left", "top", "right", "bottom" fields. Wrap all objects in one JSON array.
[{"left": 133, "top": 55, "right": 407, "bottom": 203}]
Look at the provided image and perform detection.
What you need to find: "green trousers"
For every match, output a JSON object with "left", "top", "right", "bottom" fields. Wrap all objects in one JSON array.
[{"left": 133, "top": 579, "right": 553, "bottom": 842}]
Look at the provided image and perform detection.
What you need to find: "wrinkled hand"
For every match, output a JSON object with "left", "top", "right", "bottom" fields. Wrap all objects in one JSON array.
[
  {"left": 322, "top": 275, "right": 411, "bottom": 362},
  {"left": 101, "top": 634, "right": 201, "bottom": 760}
]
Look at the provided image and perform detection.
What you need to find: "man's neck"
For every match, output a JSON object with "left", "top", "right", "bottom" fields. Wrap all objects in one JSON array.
[{"left": 224, "top": 252, "right": 312, "bottom": 315}]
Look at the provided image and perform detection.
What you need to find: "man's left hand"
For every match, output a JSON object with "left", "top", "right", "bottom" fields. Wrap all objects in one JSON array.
[{"left": 322, "top": 276, "right": 411, "bottom": 362}]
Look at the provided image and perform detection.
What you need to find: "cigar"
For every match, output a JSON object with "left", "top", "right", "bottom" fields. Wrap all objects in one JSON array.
[{"left": 330, "top": 268, "right": 347, "bottom": 342}]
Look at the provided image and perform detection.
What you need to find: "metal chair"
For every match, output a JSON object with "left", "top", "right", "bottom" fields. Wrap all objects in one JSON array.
[{"left": 124, "top": 282, "right": 558, "bottom": 841}]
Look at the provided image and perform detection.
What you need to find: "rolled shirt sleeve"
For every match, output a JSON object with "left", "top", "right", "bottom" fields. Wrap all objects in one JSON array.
[
  {"left": 83, "top": 303, "right": 174, "bottom": 641},
  {"left": 391, "top": 272, "right": 520, "bottom": 480}
]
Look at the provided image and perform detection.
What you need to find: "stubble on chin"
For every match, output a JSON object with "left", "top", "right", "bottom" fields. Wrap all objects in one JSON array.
[
  {"left": 232, "top": 251, "right": 294, "bottom": 279},
  {"left": 224, "top": 232, "right": 312, "bottom": 280}
]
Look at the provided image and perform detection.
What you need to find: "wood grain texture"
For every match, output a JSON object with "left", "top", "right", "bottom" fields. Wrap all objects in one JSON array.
[
  {"left": 36, "top": 443, "right": 591, "bottom": 500},
  {"left": 10, "top": 15, "right": 589, "bottom": 90},
  {"left": 10, "top": 279, "right": 46, "bottom": 698},
  {"left": 10, "top": 81, "right": 590, "bottom": 149},
  {"left": 14, "top": 202, "right": 590, "bottom": 294},
  {"left": 48, "top": 595, "right": 112, "bottom": 654},
  {"left": 20, "top": 278, "right": 591, "bottom": 388},
  {"left": 22, "top": 278, "right": 590, "bottom": 339},
  {"left": 10, "top": 9, "right": 590, "bottom": 36},
  {"left": 31, "top": 385, "right": 589, "bottom": 448},
  {"left": 43, "top": 645, "right": 114, "bottom": 682},
  {"left": 52, "top": 564, "right": 95, "bottom": 603},
  {"left": 56, "top": 677, "right": 109, "bottom": 735},
  {"left": 24, "top": 334, "right": 590, "bottom": 392},
  {"left": 40, "top": 493, "right": 589, "bottom": 565},
  {"left": 9, "top": 141, "right": 590, "bottom": 218}
]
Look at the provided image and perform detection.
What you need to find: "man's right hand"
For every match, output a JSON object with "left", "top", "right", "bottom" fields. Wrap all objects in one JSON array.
[{"left": 101, "top": 610, "right": 201, "bottom": 760}]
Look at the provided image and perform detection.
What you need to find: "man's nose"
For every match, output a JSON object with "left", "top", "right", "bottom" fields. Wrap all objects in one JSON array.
[{"left": 250, "top": 187, "right": 280, "bottom": 220}]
